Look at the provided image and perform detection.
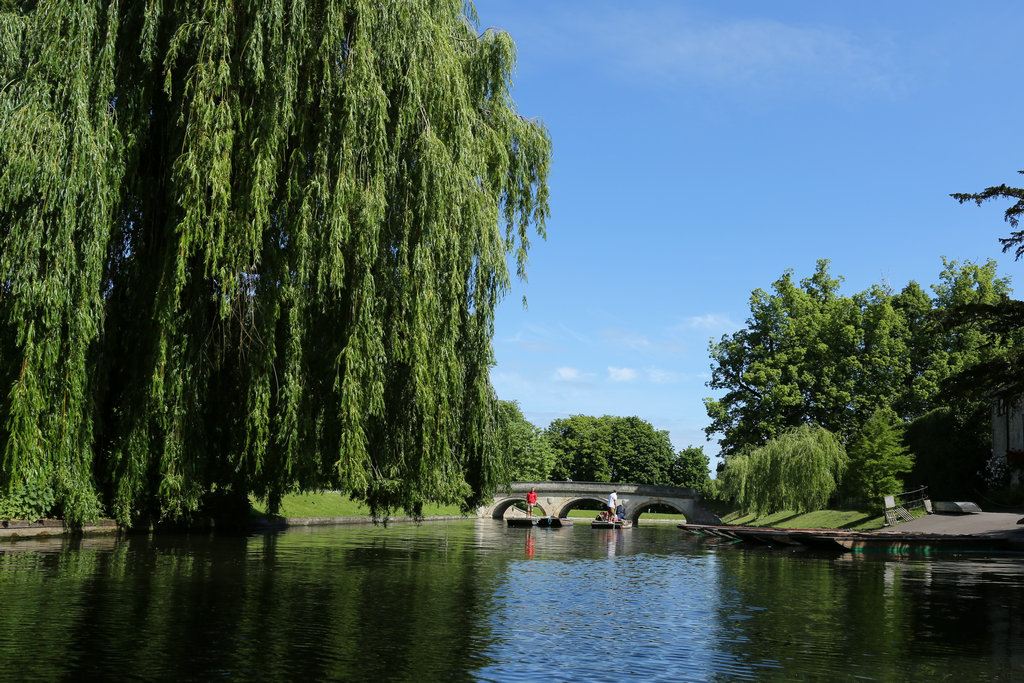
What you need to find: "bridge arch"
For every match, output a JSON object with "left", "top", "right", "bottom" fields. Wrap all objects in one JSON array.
[
  {"left": 554, "top": 496, "right": 607, "bottom": 519},
  {"left": 488, "top": 496, "right": 549, "bottom": 519},
  {"left": 631, "top": 498, "right": 687, "bottom": 523},
  {"left": 479, "top": 482, "right": 722, "bottom": 526}
]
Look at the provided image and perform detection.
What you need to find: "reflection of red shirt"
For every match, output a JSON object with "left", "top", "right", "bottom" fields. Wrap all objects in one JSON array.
[{"left": 527, "top": 491, "right": 538, "bottom": 504}]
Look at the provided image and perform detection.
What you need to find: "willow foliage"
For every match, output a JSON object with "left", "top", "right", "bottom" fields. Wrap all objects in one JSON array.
[
  {"left": 0, "top": 1, "right": 550, "bottom": 524},
  {"left": 717, "top": 424, "right": 848, "bottom": 515}
]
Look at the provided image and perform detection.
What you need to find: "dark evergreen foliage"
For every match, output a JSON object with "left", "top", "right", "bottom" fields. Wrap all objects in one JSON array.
[{"left": 903, "top": 406, "right": 989, "bottom": 500}]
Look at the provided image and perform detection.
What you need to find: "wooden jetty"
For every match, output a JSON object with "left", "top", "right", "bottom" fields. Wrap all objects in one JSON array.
[{"left": 678, "top": 523, "right": 1020, "bottom": 554}]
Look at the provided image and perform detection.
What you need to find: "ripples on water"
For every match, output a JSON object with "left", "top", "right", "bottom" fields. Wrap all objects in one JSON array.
[{"left": 1, "top": 520, "right": 1023, "bottom": 681}]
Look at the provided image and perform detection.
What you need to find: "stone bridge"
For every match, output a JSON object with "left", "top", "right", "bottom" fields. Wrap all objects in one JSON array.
[{"left": 479, "top": 481, "right": 722, "bottom": 525}]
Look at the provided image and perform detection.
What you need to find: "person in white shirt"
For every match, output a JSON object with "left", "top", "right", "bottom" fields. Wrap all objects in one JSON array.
[{"left": 607, "top": 490, "right": 618, "bottom": 519}]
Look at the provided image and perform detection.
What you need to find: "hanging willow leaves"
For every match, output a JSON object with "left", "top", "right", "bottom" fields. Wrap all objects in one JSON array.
[
  {"left": 716, "top": 424, "right": 848, "bottom": 515},
  {"left": 0, "top": 1, "right": 550, "bottom": 525}
]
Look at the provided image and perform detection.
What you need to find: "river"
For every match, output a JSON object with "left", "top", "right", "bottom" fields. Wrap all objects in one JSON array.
[{"left": 1, "top": 519, "right": 1022, "bottom": 681}]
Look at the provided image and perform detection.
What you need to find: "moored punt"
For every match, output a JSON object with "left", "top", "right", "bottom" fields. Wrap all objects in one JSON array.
[
  {"left": 728, "top": 528, "right": 806, "bottom": 546},
  {"left": 536, "top": 516, "right": 574, "bottom": 528},
  {"left": 681, "top": 524, "right": 808, "bottom": 545},
  {"left": 592, "top": 519, "right": 632, "bottom": 529},
  {"left": 507, "top": 518, "right": 538, "bottom": 528}
]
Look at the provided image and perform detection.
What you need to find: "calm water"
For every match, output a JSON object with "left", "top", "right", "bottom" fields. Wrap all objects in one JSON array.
[{"left": 1, "top": 519, "right": 1023, "bottom": 681}]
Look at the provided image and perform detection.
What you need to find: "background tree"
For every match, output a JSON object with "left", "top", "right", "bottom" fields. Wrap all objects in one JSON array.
[
  {"left": 0, "top": 1, "right": 550, "bottom": 524},
  {"left": 545, "top": 414, "right": 680, "bottom": 485},
  {"left": 839, "top": 408, "right": 914, "bottom": 509},
  {"left": 667, "top": 446, "right": 712, "bottom": 492},
  {"left": 547, "top": 415, "right": 613, "bottom": 482},
  {"left": 607, "top": 416, "right": 676, "bottom": 484},
  {"left": 496, "top": 401, "right": 554, "bottom": 482},
  {"left": 716, "top": 424, "right": 848, "bottom": 515}
]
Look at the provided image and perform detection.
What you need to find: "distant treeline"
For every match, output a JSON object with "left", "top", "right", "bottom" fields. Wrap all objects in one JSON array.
[{"left": 497, "top": 407, "right": 712, "bottom": 492}]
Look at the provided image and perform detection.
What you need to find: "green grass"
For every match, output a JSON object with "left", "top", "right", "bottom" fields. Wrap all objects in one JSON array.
[
  {"left": 250, "top": 493, "right": 884, "bottom": 530},
  {"left": 720, "top": 508, "right": 885, "bottom": 530},
  {"left": 250, "top": 491, "right": 464, "bottom": 518}
]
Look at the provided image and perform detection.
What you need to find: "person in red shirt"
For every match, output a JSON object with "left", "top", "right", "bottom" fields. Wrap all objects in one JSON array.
[{"left": 526, "top": 487, "right": 538, "bottom": 517}]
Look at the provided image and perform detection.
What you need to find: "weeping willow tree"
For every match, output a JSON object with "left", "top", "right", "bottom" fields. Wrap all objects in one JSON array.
[
  {"left": 0, "top": 1, "right": 550, "bottom": 525},
  {"left": 716, "top": 424, "right": 848, "bottom": 515}
]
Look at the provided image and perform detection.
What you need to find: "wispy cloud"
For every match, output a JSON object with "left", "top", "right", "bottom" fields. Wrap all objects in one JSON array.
[
  {"left": 608, "top": 366, "right": 637, "bottom": 382},
  {"left": 553, "top": 366, "right": 588, "bottom": 382},
  {"left": 646, "top": 367, "right": 685, "bottom": 384},
  {"left": 602, "top": 328, "right": 651, "bottom": 350},
  {"left": 499, "top": 322, "right": 592, "bottom": 353},
  {"left": 551, "top": 6, "right": 900, "bottom": 98},
  {"left": 687, "top": 313, "right": 738, "bottom": 331},
  {"left": 602, "top": 327, "right": 687, "bottom": 354}
]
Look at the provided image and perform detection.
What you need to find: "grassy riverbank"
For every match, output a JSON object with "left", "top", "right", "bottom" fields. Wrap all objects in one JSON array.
[
  {"left": 250, "top": 491, "right": 464, "bottom": 518},
  {"left": 720, "top": 509, "right": 886, "bottom": 530}
]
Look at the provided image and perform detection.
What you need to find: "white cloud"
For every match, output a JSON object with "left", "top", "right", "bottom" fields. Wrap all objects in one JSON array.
[
  {"left": 553, "top": 366, "right": 583, "bottom": 381},
  {"left": 608, "top": 366, "right": 637, "bottom": 382}
]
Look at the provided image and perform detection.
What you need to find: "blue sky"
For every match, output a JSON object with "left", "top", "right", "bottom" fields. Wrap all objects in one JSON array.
[{"left": 474, "top": 1, "right": 1024, "bottom": 461}]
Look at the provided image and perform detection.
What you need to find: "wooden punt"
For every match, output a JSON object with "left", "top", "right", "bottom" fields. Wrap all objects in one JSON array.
[
  {"left": 591, "top": 519, "right": 632, "bottom": 529},
  {"left": 506, "top": 518, "right": 538, "bottom": 528},
  {"left": 536, "top": 516, "right": 573, "bottom": 528}
]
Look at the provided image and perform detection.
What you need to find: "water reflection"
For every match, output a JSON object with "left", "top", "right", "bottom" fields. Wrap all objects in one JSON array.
[
  {"left": 706, "top": 547, "right": 1024, "bottom": 680},
  {"left": 1, "top": 521, "right": 1022, "bottom": 681}
]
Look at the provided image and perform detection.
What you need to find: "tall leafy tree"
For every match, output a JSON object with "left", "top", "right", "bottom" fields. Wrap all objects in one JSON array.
[
  {"left": 705, "top": 259, "right": 1015, "bottom": 458},
  {"left": 704, "top": 260, "right": 882, "bottom": 453},
  {"left": 0, "top": 1, "right": 550, "bottom": 524}
]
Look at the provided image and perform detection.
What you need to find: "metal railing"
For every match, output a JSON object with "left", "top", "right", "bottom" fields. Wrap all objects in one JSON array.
[{"left": 883, "top": 486, "right": 929, "bottom": 526}]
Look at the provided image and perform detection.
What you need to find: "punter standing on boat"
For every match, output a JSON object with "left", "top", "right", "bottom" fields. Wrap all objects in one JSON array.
[
  {"left": 607, "top": 490, "right": 618, "bottom": 518},
  {"left": 526, "top": 487, "right": 538, "bottom": 517}
]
